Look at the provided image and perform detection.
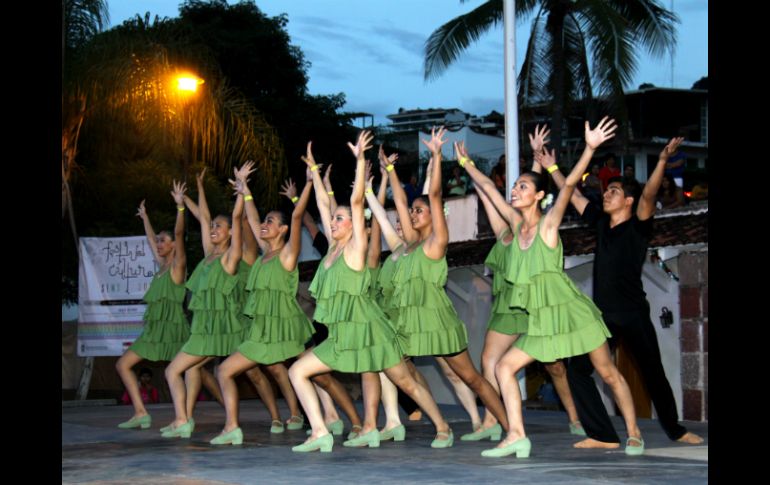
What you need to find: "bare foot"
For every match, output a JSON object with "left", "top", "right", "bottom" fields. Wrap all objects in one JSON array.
[
  {"left": 573, "top": 438, "right": 620, "bottom": 449},
  {"left": 677, "top": 432, "right": 704, "bottom": 444},
  {"left": 408, "top": 410, "right": 422, "bottom": 421}
]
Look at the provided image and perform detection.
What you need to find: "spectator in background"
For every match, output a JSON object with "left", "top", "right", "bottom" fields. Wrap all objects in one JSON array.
[
  {"left": 657, "top": 174, "right": 685, "bottom": 209},
  {"left": 598, "top": 154, "right": 621, "bottom": 191},
  {"left": 446, "top": 165, "right": 469, "bottom": 196},
  {"left": 492, "top": 154, "right": 506, "bottom": 195},
  {"left": 121, "top": 368, "right": 160, "bottom": 406},
  {"left": 689, "top": 180, "right": 708, "bottom": 201},
  {"left": 582, "top": 163, "right": 603, "bottom": 205},
  {"left": 664, "top": 150, "right": 686, "bottom": 188},
  {"left": 403, "top": 172, "right": 421, "bottom": 205},
  {"left": 624, "top": 164, "right": 636, "bottom": 182}
]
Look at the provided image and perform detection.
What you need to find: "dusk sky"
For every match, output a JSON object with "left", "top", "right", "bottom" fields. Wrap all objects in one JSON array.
[{"left": 109, "top": 1, "right": 708, "bottom": 125}]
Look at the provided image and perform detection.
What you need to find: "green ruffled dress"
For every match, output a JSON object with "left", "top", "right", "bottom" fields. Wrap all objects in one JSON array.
[
  {"left": 309, "top": 252, "right": 403, "bottom": 373},
  {"left": 506, "top": 222, "right": 611, "bottom": 362},
  {"left": 181, "top": 256, "right": 248, "bottom": 356},
  {"left": 484, "top": 230, "right": 529, "bottom": 335},
  {"left": 390, "top": 242, "right": 468, "bottom": 357},
  {"left": 239, "top": 256, "right": 315, "bottom": 365},
  {"left": 128, "top": 270, "right": 190, "bottom": 361}
]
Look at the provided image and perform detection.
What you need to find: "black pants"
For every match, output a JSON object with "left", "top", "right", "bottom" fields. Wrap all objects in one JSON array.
[{"left": 566, "top": 308, "right": 687, "bottom": 442}]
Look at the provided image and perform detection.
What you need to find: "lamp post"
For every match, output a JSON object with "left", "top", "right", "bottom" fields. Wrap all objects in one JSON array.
[{"left": 175, "top": 74, "right": 204, "bottom": 183}]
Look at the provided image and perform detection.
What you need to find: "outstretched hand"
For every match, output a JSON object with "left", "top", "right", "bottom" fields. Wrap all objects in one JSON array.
[
  {"left": 585, "top": 116, "right": 618, "bottom": 150},
  {"left": 171, "top": 180, "right": 187, "bottom": 206},
  {"left": 347, "top": 130, "right": 374, "bottom": 159},
  {"left": 534, "top": 147, "right": 557, "bottom": 169},
  {"left": 195, "top": 167, "right": 207, "bottom": 186},
  {"left": 421, "top": 126, "right": 448, "bottom": 155},
  {"left": 453, "top": 141, "right": 469, "bottom": 163},
  {"left": 528, "top": 124, "right": 551, "bottom": 153},
  {"left": 280, "top": 178, "right": 297, "bottom": 200},
  {"left": 660, "top": 137, "right": 685, "bottom": 160},
  {"left": 234, "top": 161, "right": 256, "bottom": 182},
  {"left": 136, "top": 199, "right": 147, "bottom": 219}
]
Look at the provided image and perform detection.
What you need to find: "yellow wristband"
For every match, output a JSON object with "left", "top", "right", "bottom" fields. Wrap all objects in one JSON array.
[
  {"left": 291, "top": 196, "right": 299, "bottom": 204},
  {"left": 327, "top": 191, "right": 335, "bottom": 196},
  {"left": 546, "top": 164, "right": 559, "bottom": 174},
  {"left": 458, "top": 156, "right": 474, "bottom": 167},
  {"left": 244, "top": 195, "right": 253, "bottom": 201},
  {"left": 385, "top": 164, "right": 394, "bottom": 173},
  {"left": 365, "top": 188, "right": 374, "bottom": 195},
  {"left": 177, "top": 206, "right": 185, "bottom": 212},
  {"left": 310, "top": 165, "right": 319, "bottom": 172}
]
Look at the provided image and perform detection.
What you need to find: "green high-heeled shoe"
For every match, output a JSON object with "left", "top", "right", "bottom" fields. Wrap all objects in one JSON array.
[
  {"left": 210, "top": 427, "right": 243, "bottom": 445},
  {"left": 160, "top": 417, "right": 194, "bottom": 434},
  {"left": 309, "top": 419, "right": 344, "bottom": 436},
  {"left": 286, "top": 415, "right": 304, "bottom": 431},
  {"left": 379, "top": 424, "right": 406, "bottom": 442},
  {"left": 117, "top": 414, "right": 151, "bottom": 430},
  {"left": 431, "top": 429, "right": 454, "bottom": 448},
  {"left": 292, "top": 433, "right": 333, "bottom": 453},
  {"left": 481, "top": 436, "right": 531, "bottom": 458},
  {"left": 625, "top": 436, "right": 645, "bottom": 456},
  {"left": 343, "top": 429, "right": 380, "bottom": 448},
  {"left": 347, "top": 424, "right": 363, "bottom": 440},
  {"left": 569, "top": 421, "right": 587, "bottom": 436},
  {"left": 460, "top": 423, "right": 502, "bottom": 441},
  {"left": 270, "top": 420, "right": 285, "bottom": 434},
  {"left": 161, "top": 419, "right": 194, "bottom": 439}
]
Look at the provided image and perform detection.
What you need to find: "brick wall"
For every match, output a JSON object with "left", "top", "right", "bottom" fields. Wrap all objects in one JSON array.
[{"left": 677, "top": 250, "right": 708, "bottom": 421}]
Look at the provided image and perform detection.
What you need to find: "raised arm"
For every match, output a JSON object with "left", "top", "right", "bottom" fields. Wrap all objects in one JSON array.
[
  {"left": 236, "top": 161, "right": 269, "bottom": 254},
  {"left": 322, "top": 164, "right": 338, "bottom": 214},
  {"left": 366, "top": 166, "right": 404, "bottom": 251},
  {"left": 347, "top": 131, "right": 374, "bottom": 270},
  {"left": 528, "top": 124, "right": 550, "bottom": 174},
  {"left": 366, "top": 165, "right": 390, "bottom": 268},
  {"left": 136, "top": 200, "right": 161, "bottom": 264},
  {"left": 382, "top": 145, "right": 419, "bottom": 244},
  {"left": 474, "top": 183, "right": 509, "bottom": 240},
  {"left": 454, "top": 140, "right": 520, "bottom": 230},
  {"left": 170, "top": 180, "right": 187, "bottom": 285},
  {"left": 222, "top": 178, "right": 245, "bottom": 275},
  {"left": 301, "top": 142, "right": 332, "bottom": 247},
  {"left": 541, "top": 117, "right": 616, "bottom": 245},
  {"left": 282, "top": 168, "right": 314, "bottom": 271},
  {"left": 638, "top": 137, "right": 684, "bottom": 220},
  {"left": 536, "top": 147, "right": 590, "bottom": 216},
  {"left": 421, "top": 126, "right": 449, "bottom": 259},
  {"left": 422, "top": 157, "right": 433, "bottom": 195},
  {"left": 187, "top": 168, "right": 213, "bottom": 255}
]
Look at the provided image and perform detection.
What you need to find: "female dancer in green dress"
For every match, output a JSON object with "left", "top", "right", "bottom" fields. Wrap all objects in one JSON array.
[
  {"left": 116, "top": 181, "right": 190, "bottom": 430},
  {"left": 208, "top": 163, "right": 317, "bottom": 445},
  {"left": 455, "top": 117, "right": 643, "bottom": 458},
  {"left": 161, "top": 166, "right": 248, "bottom": 439},
  {"left": 374, "top": 128, "right": 510, "bottom": 443},
  {"left": 288, "top": 132, "right": 451, "bottom": 452},
  {"left": 458, "top": 126, "right": 583, "bottom": 442}
]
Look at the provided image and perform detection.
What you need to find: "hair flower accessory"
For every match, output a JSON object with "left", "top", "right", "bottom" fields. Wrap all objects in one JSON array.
[
  {"left": 364, "top": 208, "right": 372, "bottom": 220},
  {"left": 540, "top": 193, "right": 554, "bottom": 210}
]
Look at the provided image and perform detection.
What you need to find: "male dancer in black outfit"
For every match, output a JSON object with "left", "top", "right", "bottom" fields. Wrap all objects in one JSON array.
[{"left": 539, "top": 137, "right": 703, "bottom": 448}]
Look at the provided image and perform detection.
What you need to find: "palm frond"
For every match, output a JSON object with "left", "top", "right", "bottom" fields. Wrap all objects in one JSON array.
[
  {"left": 606, "top": 0, "right": 678, "bottom": 58},
  {"left": 423, "top": 0, "right": 504, "bottom": 81}
]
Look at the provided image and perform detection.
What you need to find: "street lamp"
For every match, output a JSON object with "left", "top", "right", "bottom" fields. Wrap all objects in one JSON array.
[{"left": 174, "top": 73, "right": 204, "bottom": 183}]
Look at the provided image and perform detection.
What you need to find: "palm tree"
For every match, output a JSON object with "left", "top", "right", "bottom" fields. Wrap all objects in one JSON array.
[
  {"left": 62, "top": 0, "right": 110, "bottom": 252},
  {"left": 424, "top": 0, "right": 678, "bottom": 153}
]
